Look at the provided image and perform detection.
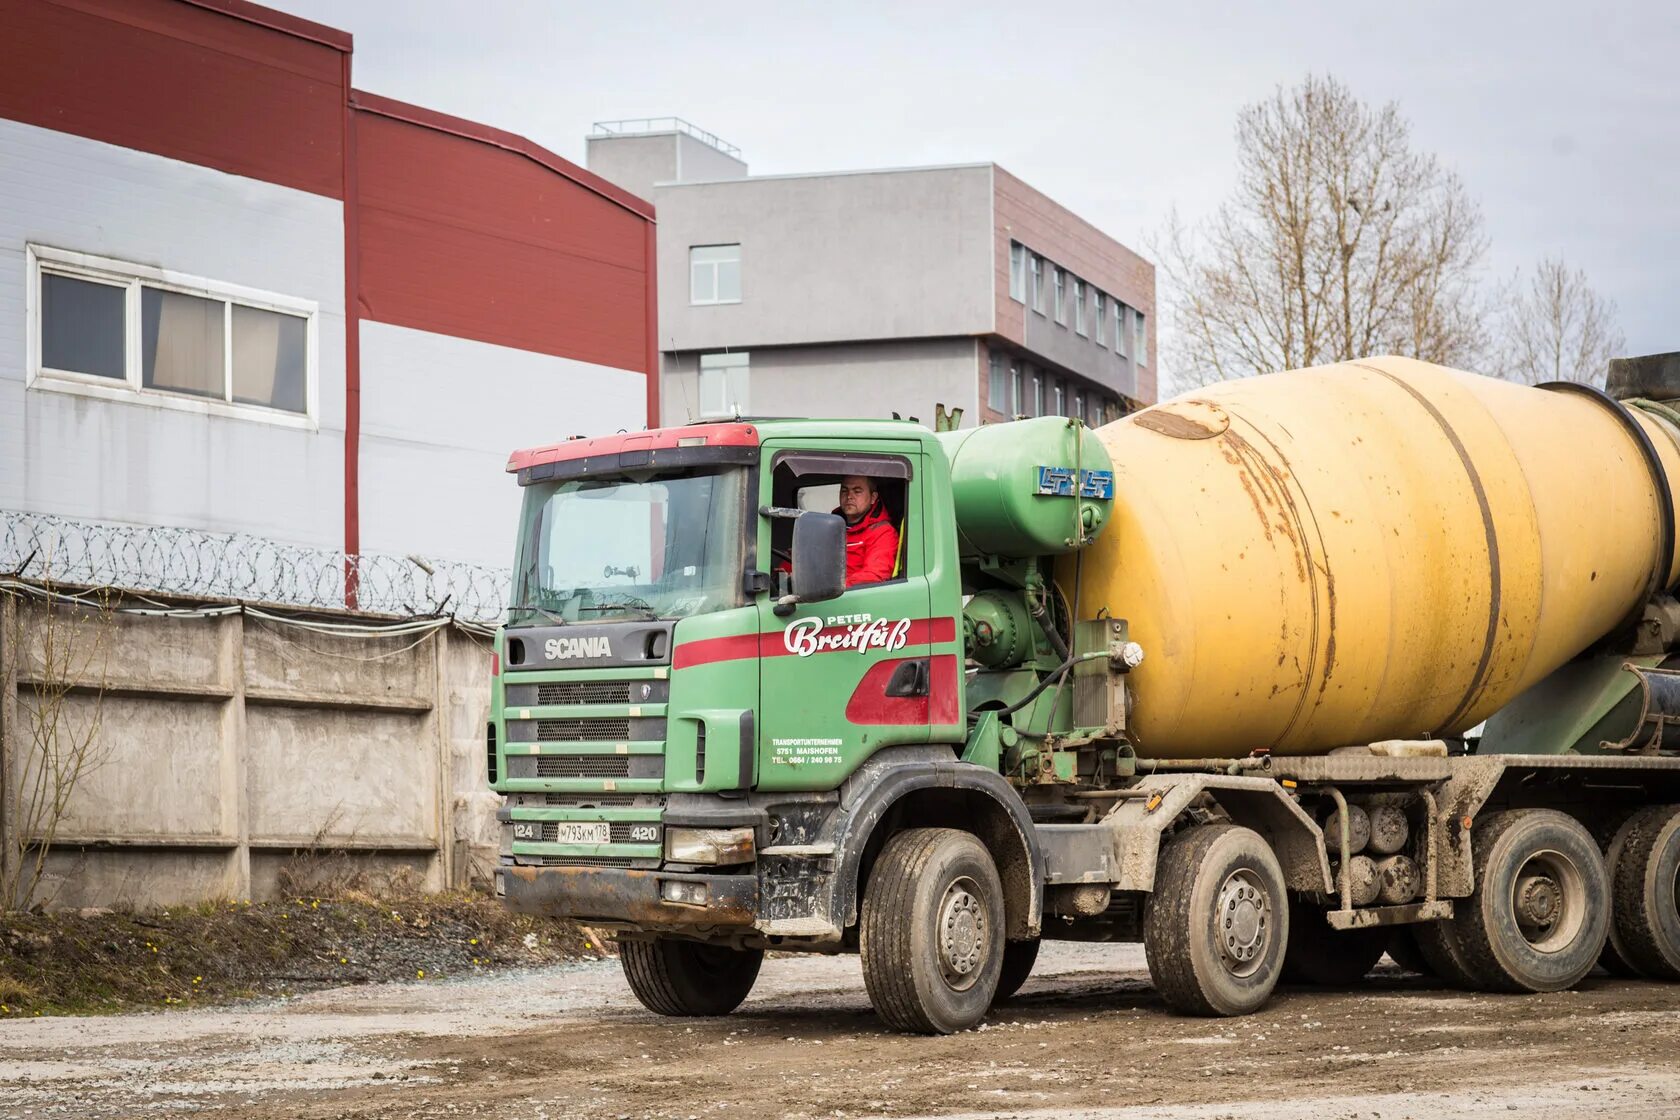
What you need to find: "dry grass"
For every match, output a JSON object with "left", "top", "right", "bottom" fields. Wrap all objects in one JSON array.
[{"left": 0, "top": 882, "right": 607, "bottom": 1018}]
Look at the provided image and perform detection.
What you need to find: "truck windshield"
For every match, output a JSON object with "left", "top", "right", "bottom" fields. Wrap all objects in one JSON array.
[{"left": 511, "top": 467, "right": 748, "bottom": 623}]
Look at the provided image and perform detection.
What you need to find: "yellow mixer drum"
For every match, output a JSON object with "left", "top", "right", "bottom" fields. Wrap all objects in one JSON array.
[{"left": 1077, "top": 356, "right": 1680, "bottom": 758}]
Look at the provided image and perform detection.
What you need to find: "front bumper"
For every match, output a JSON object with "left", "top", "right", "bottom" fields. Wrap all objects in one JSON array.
[{"left": 497, "top": 863, "right": 758, "bottom": 928}]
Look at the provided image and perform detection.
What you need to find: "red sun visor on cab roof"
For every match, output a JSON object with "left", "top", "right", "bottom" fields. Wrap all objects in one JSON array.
[{"left": 505, "top": 422, "right": 761, "bottom": 483}]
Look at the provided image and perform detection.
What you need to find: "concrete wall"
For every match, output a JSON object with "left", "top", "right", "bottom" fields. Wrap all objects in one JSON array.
[
  {"left": 0, "top": 116, "right": 347, "bottom": 550},
  {"left": 357, "top": 321, "right": 645, "bottom": 569},
  {"left": 0, "top": 588, "right": 497, "bottom": 910},
  {"left": 662, "top": 338, "right": 980, "bottom": 428},
  {"left": 586, "top": 131, "right": 747, "bottom": 202},
  {"left": 653, "top": 165, "right": 996, "bottom": 352}
]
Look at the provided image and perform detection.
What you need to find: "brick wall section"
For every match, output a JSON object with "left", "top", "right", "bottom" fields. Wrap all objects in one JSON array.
[{"left": 991, "top": 166, "right": 1157, "bottom": 405}]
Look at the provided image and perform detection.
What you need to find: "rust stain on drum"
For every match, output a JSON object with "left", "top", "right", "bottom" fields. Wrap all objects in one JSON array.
[{"left": 1134, "top": 399, "right": 1231, "bottom": 440}]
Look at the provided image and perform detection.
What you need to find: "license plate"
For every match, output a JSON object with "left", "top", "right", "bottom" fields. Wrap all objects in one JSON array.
[{"left": 553, "top": 821, "right": 610, "bottom": 845}]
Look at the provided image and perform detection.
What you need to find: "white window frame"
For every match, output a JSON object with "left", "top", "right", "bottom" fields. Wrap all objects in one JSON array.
[
  {"left": 1135, "top": 311, "right": 1148, "bottom": 366},
  {"left": 25, "top": 244, "right": 319, "bottom": 429},
  {"left": 1008, "top": 242, "right": 1026, "bottom": 303},
  {"left": 1053, "top": 268, "right": 1066, "bottom": 325},
  {"left": 689, "top": 244, "right": 742, "bottom": 306},
  {"left": 1094, "top": 293, "right": 1108, "bottom": 348},
  {"left": 1029, "top": 255, "right": 1045, "bottom": 314},
  {"left": 1073, "top": 279, "right": 1088, "bottom": 336},
  {"left": 1115, "top": 302, "right": 1130, "bottom": 357},
  {"left": 698, "top": 351, "right": 750, "bottom": 418}
]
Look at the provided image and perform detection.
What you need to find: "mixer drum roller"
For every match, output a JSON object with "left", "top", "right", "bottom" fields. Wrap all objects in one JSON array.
[{"left": 1077, "top": 356, "right": 1680, "bottom": 759}]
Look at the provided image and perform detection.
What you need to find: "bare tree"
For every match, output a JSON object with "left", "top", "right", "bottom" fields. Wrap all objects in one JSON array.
[
  {"left": 1, "top": 567, "right": 113, "bottom": 911},
  {"left": 1159, "top": 75, "right": 1489, "bottom": 391},
  {"left": 1491, "top": 257, "right": 1625, "bottom": 386}
]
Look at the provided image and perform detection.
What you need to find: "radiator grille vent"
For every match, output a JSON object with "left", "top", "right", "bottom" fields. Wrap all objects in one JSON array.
[
  {"left": 544, "top": 792, "right": 636, "bottom": 807},
  {"left": 536, "top": 718, "right": 630, "bottom": 741},
  {"left": 538, "top": 681, "right": 632, "bottom": 705},
  {"left": 535, "top": 755, "right": 632, "bottom": 779},
  {"left": 539, "top": 856, "right": 633, "bottom": 868}
]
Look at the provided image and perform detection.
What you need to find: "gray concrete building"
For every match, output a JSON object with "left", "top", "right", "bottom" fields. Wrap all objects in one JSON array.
[{"left": 586, "top": 119, "right": 1157, "bottom": 429}]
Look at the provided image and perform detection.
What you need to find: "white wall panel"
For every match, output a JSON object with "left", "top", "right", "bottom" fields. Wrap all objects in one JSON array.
[
  {"left": 0, "top": 117, "right": 345, "bottom": 549},
  {"left": 358, "top": 320, "right": 645, "bottom": 568}
]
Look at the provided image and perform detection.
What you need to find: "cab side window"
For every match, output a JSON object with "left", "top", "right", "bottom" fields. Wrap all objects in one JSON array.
[{"left": 768, "top": 454, "right": 913, "bottom": 589}]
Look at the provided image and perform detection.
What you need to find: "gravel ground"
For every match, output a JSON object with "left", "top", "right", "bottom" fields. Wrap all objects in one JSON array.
[{"left": 2, "top": 943, "right": 1678, "bottom": 1119}]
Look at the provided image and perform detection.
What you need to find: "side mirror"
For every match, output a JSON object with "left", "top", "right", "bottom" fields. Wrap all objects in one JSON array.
[{"left": 789, "top": 512, "right": 846, "bottom": 606}]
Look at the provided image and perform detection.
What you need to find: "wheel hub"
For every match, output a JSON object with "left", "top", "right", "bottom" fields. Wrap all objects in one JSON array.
[
  {"left": 1516, "top": 873, "right": 1561, "bottom": 929},
  {"left": 1216, "top": 870, "right": 1270, "bottom": 975},
  {"left": 939, "top": 880, "right": 986, "bottom": 980}
]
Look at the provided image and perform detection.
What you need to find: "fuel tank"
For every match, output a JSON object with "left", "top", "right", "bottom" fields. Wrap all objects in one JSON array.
[{"left": 1076, "top": 355, "right": 1680, "bottom": 758}]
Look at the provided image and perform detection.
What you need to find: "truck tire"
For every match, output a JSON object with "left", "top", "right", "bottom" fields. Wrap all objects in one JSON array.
[
  {"left": 1599, "top": 813, "right": 1643, "bottom": 978},
  {"left": 1412, "top": 918, "right": 1478, "bottom": 988},
  {"left": 1384, "top": 927, "right": 1434, "bottom": 976},
  {"left": 1143, "top": 823, "right": 1288, "bottom": 1016},
  {"left": 994, "top": 938, "right": 1041, "bottom": 1002},
  {"left": 619, "top": 938, "right": 763, "bottom": 1017},
  {"left": 860, "top": 828, "right": 1005, "bottom": 1034},
  {"left": 1607, "top": 804, "right": 1680, "bottom": 980},
  {"left": 1451, "top": 809, "right": 1609, "bottom": 993},
  {"left": 1281, "top": 898, "right": 1389, "bottom": 985}
]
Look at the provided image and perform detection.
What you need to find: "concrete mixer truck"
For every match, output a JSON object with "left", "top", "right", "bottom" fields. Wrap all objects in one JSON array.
[{"left": 489, "top": 352, "right": 1680, "bottom": 1033}]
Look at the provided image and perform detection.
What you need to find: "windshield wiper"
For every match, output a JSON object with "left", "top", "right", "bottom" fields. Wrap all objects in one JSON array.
[
  {"left": 505, "top": 602, "right": 569, "bottom": 626},
  {"left": 579, "top": 595, "right": 659, "bottom": 620}
]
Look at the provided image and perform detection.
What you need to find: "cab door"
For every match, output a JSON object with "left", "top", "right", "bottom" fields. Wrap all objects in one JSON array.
[{"left": 754, "top": 441, "right": 941, "bottom": 792}]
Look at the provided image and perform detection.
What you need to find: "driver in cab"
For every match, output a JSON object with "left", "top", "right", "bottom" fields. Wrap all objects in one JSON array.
[{"left": 835, "top": 475, "right": 898, "bottom": 587}]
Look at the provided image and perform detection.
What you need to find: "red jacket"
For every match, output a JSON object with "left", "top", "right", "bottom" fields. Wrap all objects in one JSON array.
[{"left": 841, "top": 501, "right": 899, "bottom": 586}]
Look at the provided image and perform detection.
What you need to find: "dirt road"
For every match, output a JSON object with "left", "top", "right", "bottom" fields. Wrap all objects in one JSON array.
[{"left": 3, "top": 943, "right": 1678, "bottom": 1120}]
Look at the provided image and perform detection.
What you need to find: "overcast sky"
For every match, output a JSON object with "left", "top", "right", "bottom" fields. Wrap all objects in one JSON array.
[{"left": 281, "top": 0, "right": 1678, "bottom": 383}]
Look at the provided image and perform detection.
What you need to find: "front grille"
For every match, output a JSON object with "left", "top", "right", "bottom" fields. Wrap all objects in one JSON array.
[
  {"left": 538, "top": 681, "right": 632, "bottom": 705},
  {"left": 545, "top": 792, "right": 636, "bottom": 807},
  {"left": 535, "top": 822, "right": 658, "bottom": 844},
  {"left": 541, "top": 856, "right": 633, "bottom": 868},
  {"left": 537, "top": 718, "right": 630, "bottom": 741},
  {"left": 536, "top": 755, "right": 632, "bottom": 779}
]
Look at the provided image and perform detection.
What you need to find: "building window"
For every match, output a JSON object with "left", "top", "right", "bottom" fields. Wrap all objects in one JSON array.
[
  {"left": 1051, "top": 379, "right": 1065, "bottom": 417},
  {"left": 690, "top": 244, "right": 741, "bottom": 305},
  {"left": 1073, "top": 389, "right": 1086, "bottom": 423},
  {"left": 1012, "top": 364, "right": 1025, "bottom": 416},
  {"left": 1115, "top": 303, "right": 1130, "bottom": 357},
  {"left": 1029, "top": 255, "right": 1044, "bottom": 314},
  {"left": 698, "top": 351, "right": 749, "bottom": 418},
  {"left": 1094, "top": 294, "right": 1108, "bottom": 348},
  {"left": 28, "top": 245, "right": 315, "bottom": 420},
  {"left": 1053, "top": 268, "right": 1066, "bottom": 325},
  {"left": 1009, "top": 243, "right": 1026, "bottom": 303},
  {"left": 1032, "top": 369, "right": 1044, "bottom": 416},
  {"left": 1073, "top": 280, "right": 1088, "bottom": 336},
  {"left": 988, "top": 351, "right": 1008, "bottom": 410},
  {"left": 1135, "top": 311, "right": 1148, "bottom": 365}
]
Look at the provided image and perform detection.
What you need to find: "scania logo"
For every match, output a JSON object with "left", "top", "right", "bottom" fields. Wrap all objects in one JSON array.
[{"left": 544, "top": 636, "right": 612, "bottom": 660}]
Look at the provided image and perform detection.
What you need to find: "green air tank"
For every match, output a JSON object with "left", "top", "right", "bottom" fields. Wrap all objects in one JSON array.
[{"left": 934, "top": 417, "right": 1113, "bottom": 560}]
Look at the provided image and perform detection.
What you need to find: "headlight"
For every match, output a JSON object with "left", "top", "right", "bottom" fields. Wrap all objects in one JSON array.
[{"left": 663, "top": 826, "right": 754, "bottom": 865}]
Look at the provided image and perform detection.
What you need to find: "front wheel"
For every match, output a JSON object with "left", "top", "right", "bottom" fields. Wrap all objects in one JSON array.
[
  {"left": 619, "top": 937, "right": 763, "bottom": 1016},
  {"left": 860, "top": 828, "right": 1005, "bottom": 1034},
  {"left": 1143, "top": 823, "right": 1288, "bottom": 1016}
]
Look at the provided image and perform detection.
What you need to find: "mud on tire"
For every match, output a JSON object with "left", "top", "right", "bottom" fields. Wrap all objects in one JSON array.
[
  {"left": 860, "top": 827, "right": 1005, "bottom": 1034},
  {"left": 1606, "top": 804, "right": 1680, "bottom": 981},
  {"left": 1143, "top": 823, "right": 1288, "bottom": 1016},
  {"left": 619, "top": 937, "right": 764, "bottom": 1017},
  {"left": 1451, "top": 809, "right": 1609, "bottom": 993}
]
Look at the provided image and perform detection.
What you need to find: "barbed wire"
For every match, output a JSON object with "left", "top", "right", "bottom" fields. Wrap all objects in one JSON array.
[{"left": 0, "top": 511, "right": 509, "bottom": 624}]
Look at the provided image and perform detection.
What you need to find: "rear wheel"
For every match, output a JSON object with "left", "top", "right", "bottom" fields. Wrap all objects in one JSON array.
[
  {"left": 1452, "top": 809, "right": 1609, "bottom": 993},
  {"left": 1143, "top": 823, "right": 1288, "bottom": 1016},
  {"left": 994, "top": 938, "right": 1041, "bottom": 1002},
  {"left": 860, "top": 828, "right": 1005, "bottom": 1034},
  {"left": 1607, "top": 805, "right": 1680, "bottom": 980},
  {"left": 1282, "top": 898, "right": 1390, "bottom": 985},
  {"left": 619, "top": 937, "right": 763, "bottom": 1016},
  {"left": 1412, "top": 916, "right": 1478, "bottom": 988}
]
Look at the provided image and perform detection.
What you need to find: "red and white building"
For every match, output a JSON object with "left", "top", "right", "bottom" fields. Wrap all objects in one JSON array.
[{"left": 0, "top": 0, "right": 657, "bottom": 573}]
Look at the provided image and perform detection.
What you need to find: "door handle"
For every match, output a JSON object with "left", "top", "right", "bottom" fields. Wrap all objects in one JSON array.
[{"left": 884, "top": 658, "right": 930, "bottom": 698}]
